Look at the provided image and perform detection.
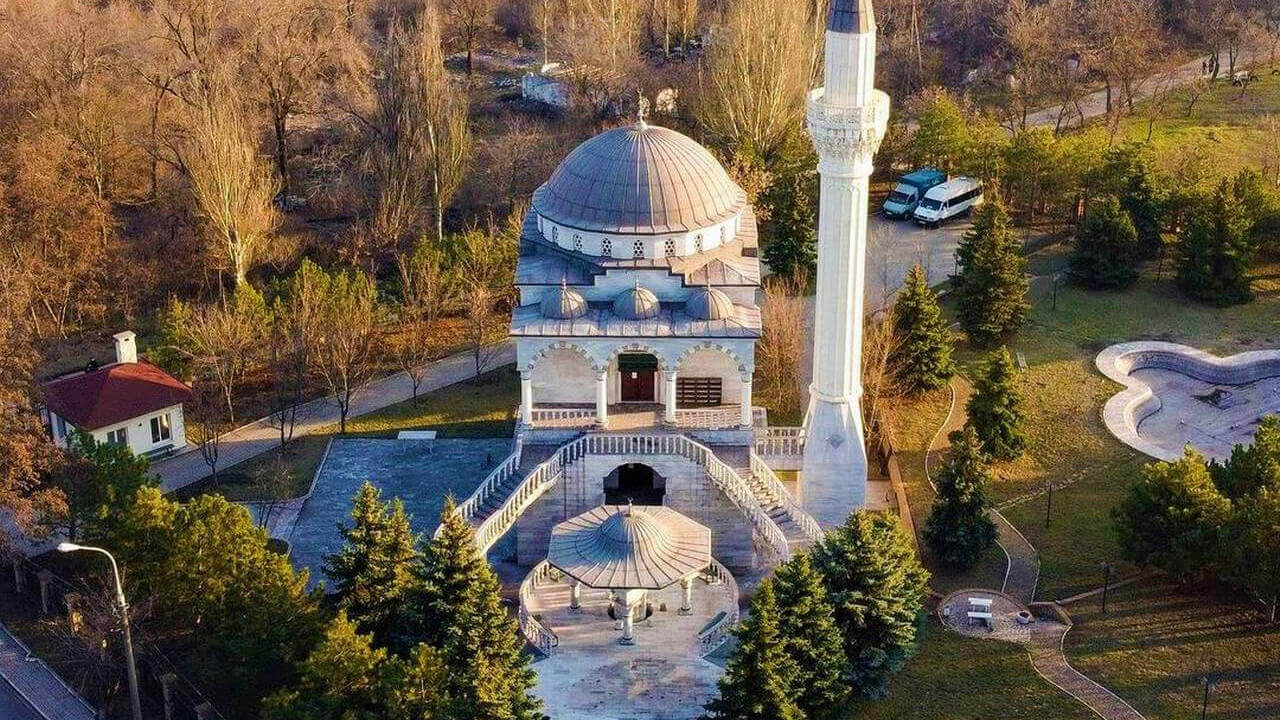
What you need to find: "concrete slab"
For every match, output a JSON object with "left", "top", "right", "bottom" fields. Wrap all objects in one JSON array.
[
  {"left": 525, "top": 578, "right": 734, "bottom": 720},
  {"left": 287, "top": 437, "right": 512, "bottom": 587}
]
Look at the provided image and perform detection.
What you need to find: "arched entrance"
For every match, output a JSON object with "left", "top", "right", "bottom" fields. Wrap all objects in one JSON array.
[
  {"left": 604, "top": 463, "right": 665, "bottom": 506},
  {"left": 618, "top": 352, "right": 658, "bottom": 402}
]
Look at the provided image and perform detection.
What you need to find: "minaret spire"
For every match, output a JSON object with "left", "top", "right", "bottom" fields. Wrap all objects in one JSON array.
[{"left": 800, "top": 0, "right": 889, "bottom": 528}]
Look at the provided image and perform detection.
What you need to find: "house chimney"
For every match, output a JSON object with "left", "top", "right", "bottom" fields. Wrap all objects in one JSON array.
[{"left": 113, "top": 331, "right": 137, "bottom": 364}]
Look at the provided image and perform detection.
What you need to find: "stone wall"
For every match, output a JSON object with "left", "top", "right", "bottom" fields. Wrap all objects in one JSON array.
[{"left": 515, "top": 452, "right": 759, "bottom": 572}]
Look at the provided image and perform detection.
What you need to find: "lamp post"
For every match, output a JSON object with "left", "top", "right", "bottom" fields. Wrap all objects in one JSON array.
[
  {"left": 1099, "top": 561, "right": 1114, "bottom": 614},
  {"left": 1200, "top": 676, "right": 1215, "bottom": 720},
  {"left": 58, "top": 543, "right": 142, "bottom": 720},
  {"left": 1044, "top": 480, "right": 1053, "bottom": 528}
]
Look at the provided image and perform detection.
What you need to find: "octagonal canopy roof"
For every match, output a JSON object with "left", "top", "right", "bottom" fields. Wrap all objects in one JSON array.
[
  {"left": 547, "top": 504, "right": 712, "bottom": 590},
  {"left": 531, "top": 123, "right": 746, "bottom": 235}
]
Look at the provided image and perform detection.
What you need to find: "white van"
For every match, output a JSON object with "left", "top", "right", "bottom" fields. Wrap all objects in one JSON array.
[{"left": 913, "top": 177, "right": 983, "bottom": 227}]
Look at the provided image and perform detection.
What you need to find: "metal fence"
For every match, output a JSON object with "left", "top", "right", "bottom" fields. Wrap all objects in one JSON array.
[{"left": 1, "top": 553, "right": 226, "bottom": 720}]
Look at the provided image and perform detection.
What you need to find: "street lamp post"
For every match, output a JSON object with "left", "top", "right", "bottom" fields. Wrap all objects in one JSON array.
[
  {"left": 1200, "top": 676, "right": 1215, "bottom": 720},
  {"left": 1100, "top": 561, "right": 1114, "bottom": 614},
  {"left": 58, "top": 543, "right": 143, "bottom": 720}
]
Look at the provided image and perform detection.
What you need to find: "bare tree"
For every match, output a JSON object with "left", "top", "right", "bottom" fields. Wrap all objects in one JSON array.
[
  {"left": 297, "top": 260, "right": 382, "bottom": 433},
  {"left": 163, "top": 284, "right": 271, "bottom": 423},
  {"left": 187, "top": 379, "right": 232, "bottom": 485},
  {"left": 442, "top": 0, "right": 495, "bottom": 74},
  {"left": 455, "top": 210, "right": 518, "bottom": 378},
  {"left": 1084, "top": 0, "right": 1163, "bottom": 116},
  {"left": 250, "top": 457, "right": 296, "bottom": 530},
  {"left": 756, "top": 272, "right": 808, "bottom": 423},
  {"left": 395, "top": 240, "right": 459, "bottom": 403},
  {"left": 183, "top": 83, "right": 280, "bottom": 287},
  {"left": 860, "top": 310, "right": 902, "bottom": 448},
  {"left": 1183, "top": 74, "right": 1212, "bottom": 116}
]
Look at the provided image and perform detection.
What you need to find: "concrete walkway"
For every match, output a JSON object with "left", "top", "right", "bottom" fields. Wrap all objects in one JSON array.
[
  {"left": 1024, "top": 46, "right": 1268, "bottom": 131},
  {"left": 152, "top": 343, "right": 515, "bottom": 491},
  {"left": 1028, "top": 622, "right": 1145, "bottom": 720},
  {"left": 924, "top": 378, "right": 1145, "bottom": 719},
  {"left": 0, "top": 623, "right": 95, "bottom": 720}
]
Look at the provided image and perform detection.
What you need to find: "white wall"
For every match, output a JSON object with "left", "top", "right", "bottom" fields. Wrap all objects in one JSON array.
[
  {"left": 537, "top": 212, "right": 741, "bottom": 260},
  {"left": 530, "top": 348, "right": 595, "bottom": 404},
  {"left": 67, "top": 404, "right": 189, "bottom": 457}
]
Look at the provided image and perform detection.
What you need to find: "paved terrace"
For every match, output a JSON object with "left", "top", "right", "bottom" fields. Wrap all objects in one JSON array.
[{"left": 526, "top": 576, "right": 735, "bottom": 720}]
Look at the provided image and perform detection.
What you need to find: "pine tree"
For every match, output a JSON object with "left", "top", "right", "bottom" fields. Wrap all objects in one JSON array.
[
  {"left": 1069, "top": 196, "right": 1140, "bottom": 289},
  {"left": 890, "top": 264, "right": 955, "bottom": 393},
  {"left": 1208, "top": 415, "right": 1280, "bottom": 499},
  {"left": 406, "top": 498, "right": 541, "bottom": 720},
  {"left": 773, "top": 553, "right": 849, "bottom": 719},
  {"left": 923, "top": 427, "right": 999, "bottom": 568},
  {"left": 1221, "top": 487, "right": 1280, "bottom": 622},
  {"left": 811, "top": 511, "right": 930, "bottom": 700},
  {"left": 1176, "top": 179, "right": 1255, "bottom": 306},
  {"left": 1113, "top": 450, "right": 1231, "bottom": 581},
  {"left": 324, "top": 482, "right": 418, "bottom": 643},
  {"left": 703, "top": 580, "right": 804, "bottom": 720},
  {"left": 763, "top": 170, "right": 817, "bottom": 280},
  {"left": 953, "top": 197, "right": 1029, "bottom": 345},
  {"left": 1120, "top": 155, "right": 1168, "bottom": 260},
  {"left": 965, "top": 347, "right": 1026, "bottom": 461},
  {"left": 262, "top": 612, "right": 391, "bottom": 720}
]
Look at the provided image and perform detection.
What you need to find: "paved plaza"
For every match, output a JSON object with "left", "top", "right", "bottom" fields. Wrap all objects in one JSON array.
[
  {"left": 287, "top": 437, "right": 512, "bottom": 585},
  {"left": 525, "top": 575, "right": 735, "bottom": 720}
]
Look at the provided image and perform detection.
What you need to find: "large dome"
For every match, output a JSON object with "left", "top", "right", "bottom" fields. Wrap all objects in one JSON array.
[{"left": 532, "top": 123, "right": 746, "bottom": 235}]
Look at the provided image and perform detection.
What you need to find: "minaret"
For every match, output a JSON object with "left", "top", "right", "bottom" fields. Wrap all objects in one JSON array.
[{"left": 801, "top": 0, "right": 889, "bottom": 528}]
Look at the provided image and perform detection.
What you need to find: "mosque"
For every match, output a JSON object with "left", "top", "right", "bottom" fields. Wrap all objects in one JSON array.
[{"left": 445, "top": 0, "right": 889, "bottom": 715}]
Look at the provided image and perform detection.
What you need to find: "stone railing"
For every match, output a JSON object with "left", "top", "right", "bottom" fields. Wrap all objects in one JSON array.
[
  {"left": 697, "top": 560, "right": 740, "bottom": 657},
  {"left": 452, "top": 436, "right": 523, "bottom": 525},
  {"left": 529, "top": 406, "right": 598, "bottom": 427},
  {"left": 674, "top": 406, "right": 742, "bottom": 429},
  {"left": 466, "top": 433, "right": 792, "bottom": 562},
  {"left": 749, "top": 451, "right": 823, "bottom": 544},
  {"left": 517, "top": 560, "right": 560, "bottom": 657},
  {"left": 754, "top": 426, "right": 806, "bottom": 458}
]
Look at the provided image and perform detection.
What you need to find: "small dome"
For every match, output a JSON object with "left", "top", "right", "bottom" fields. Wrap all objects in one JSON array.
[
  {"left": 685, "top": 286, "right": 735, "bottom": 321},
  {"left": 596, "top": 507, "right": 673, "bottom": 560},
  {"left": 541, "top": 282, "right": 587, "bottom": 319},
  {"left": 612, "top": 283, "right": 660, "bottom": 320}
]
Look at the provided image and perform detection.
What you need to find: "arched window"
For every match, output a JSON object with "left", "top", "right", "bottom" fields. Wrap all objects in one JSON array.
[
  {"left": 694, "top": 234, "right": 703, "bottom": 253},
  {"left": 633, "top": 239, "right": 645, "bottom": 259},
  {"left": 552, "top": 226, "right": 559, "bottom": 243},
  {"left": 663, "top": 238, "right": 676, "bottom": 257},
  {"left": 574, "top": 235, "right": 583, "bottom": 252},
  {"left": 601, "top": 238, "right": 613, "bottom": 257},
  {"left": 721, "top": 224, "right": 730, "bottom": 244}
]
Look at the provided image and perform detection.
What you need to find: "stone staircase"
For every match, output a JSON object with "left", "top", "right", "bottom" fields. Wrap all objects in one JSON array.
[{"left": 744, "top": 472, "right": 815, "bottom": 550}]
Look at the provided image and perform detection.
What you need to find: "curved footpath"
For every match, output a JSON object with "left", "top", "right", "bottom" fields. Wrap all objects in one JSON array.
[{"left": 924, "top": 377, "right": 1144, "bottom": 720}]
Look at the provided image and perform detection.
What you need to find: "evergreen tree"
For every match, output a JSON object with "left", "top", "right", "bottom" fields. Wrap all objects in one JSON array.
[
  {"left": 953, "top": 197, "right": 1029, "bottom": 345},
  {"left": 1069, "top": 196, "right": 1141, "bottom": 289},
  {"left": 262, "top": 612, "right": 393, "bottom": 720},
  {"left": 405, "top": 498, "right": 541, "bottom": 720},
  {"left": 1221, "top": 487, "right": 1280, "bottom": 622},
  {"left": 773, "top": 553, "right": 849, "bottom": 719},
  {"left": 923, "top": 427, "right": 999, "bottom": 568},
  {"left": 964, "top": 347, "right": 1026, "bottom": 461},
  {"left": 1208, "top": 415, "right": 1280, "bottom": 499},
  {"left": 324, "top": 482, "right": 418, "bottom": 643},
  {"left": 890, "top": 264, "right": 955, "bottom": 393},
  {"left": 703, "top": 580, "right": 804, "bottom": 720},
  {"left": 1113, "top": 450, "right": 1231, "bottom": 581},
  {"left": 1120, "top": 154, "right": 1168, "bottom": 260},
  {"left": 1176, "top": 179, "right": 1255, "bottom": 306},
  {"left": 1231, "top": 168, "right": 1280, "bottom": 253},
  {"left": 763, "top": 170, "right": 818, "bottom": 280},
  {"left": 811, "top": 511, "right": 930, "bottom": 700},
  {"left": 47, "top": 431, "right": 158, "bottom": 542}
]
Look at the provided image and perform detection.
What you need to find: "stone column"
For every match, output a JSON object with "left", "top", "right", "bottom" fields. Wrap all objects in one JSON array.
[
  {"left": 37, "top": 570, "right": 54, "bottom": 615},
  {"left": 739, "top": 374, "right": 754, "bottom": 428},
  {"left": 519, "top": 370, "right": 533, "bottom": 424},
  {"left": 679, "top": 576, "right": 694, "bottom": 615},
  {"left": 569, "top": 582, "right": 581, "bottom": 611},
  {"left": 595, "top": 371, "right": 609, "bottom": 426},
  {"left": 663, "top": 370, "right": 678, "bottom": 425},
  {"left": 616, "top": 588, "right": 646, "bottom": 645}
]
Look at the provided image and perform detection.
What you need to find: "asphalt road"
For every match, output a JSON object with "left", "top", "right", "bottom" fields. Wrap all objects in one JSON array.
[{"left": 863, "top": 210, "right": 969, "bottom": 310}]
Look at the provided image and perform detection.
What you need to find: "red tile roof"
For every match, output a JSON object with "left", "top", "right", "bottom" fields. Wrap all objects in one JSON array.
[{"left": 42, "top": 360, "right": 192, "bottom": 431}]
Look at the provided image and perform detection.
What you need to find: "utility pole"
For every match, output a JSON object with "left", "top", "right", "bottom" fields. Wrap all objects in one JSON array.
[{"left": 60, "top": 543, "right": 142, "bottom": 720}]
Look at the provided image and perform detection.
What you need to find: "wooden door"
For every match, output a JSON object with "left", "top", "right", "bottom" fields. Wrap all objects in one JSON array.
[{"left": 620, "top": 368, "right": 655, "bottom": 402}]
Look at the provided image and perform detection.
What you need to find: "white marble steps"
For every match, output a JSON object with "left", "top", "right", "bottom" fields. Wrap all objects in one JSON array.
[
  {"left": 742, "top": 472, "right": 813, "bottom": 548},
  {"left": 466, "top": 445, "right": 561, "bottom": 529}
]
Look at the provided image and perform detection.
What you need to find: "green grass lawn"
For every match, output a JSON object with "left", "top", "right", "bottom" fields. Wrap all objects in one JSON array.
[
  {"left": 851, "top": 617, "right": 1094, "bottom": 720},
  {"left": 1065, "top": 580, "right": 1280, "bottom": 720},
  {"left": 183, "top": 366, "right": 519, "bottom": 503},
  {"left": 1116, "top": 70, "right": 1280, "bottom": 181}
]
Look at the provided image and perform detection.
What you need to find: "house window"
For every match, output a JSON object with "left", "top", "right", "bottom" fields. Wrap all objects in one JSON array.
[
  {"left": 664, "top": 238, "right": 676, "bottom": 257},
  {"left": 106, "top": 427, "right": 128, "bottom": 446},
  {"left": 151, "top": 413, "right": 172, "bottom": 443},
  {"left": 633, "top": 239, "right": 645, "bottom": 258},
  {"left": 53, "top": 415, "right": 67, "bottom": 438},
  {"left": 601, "top": 238, "right": 613, "bottom": 257}
]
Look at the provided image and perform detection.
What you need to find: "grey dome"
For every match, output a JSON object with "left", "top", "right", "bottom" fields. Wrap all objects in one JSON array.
[
  {"left": 547, "top": 504, "right": 713, "bottom": 590},
  {"left": 540, "top": 282, "right": 588, "bottom": 319},
  {"left": 532, "top": 123, "right": 746, "bottom": 235},
  {"left": 612, "top": 283, "right": 660, "bottom": 320},
  {"left": 685, "top": 286, "right": 735, "bottom": 321}
]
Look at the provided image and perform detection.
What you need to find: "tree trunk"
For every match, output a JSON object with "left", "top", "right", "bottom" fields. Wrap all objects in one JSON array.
[{"left": 274, "top": 113, "right": 290, "bottom": 198}]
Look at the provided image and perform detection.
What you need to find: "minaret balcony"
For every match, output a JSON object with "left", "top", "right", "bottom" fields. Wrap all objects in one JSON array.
[{"left": 805, "top": 87, "right": 890, "bottom": 165}]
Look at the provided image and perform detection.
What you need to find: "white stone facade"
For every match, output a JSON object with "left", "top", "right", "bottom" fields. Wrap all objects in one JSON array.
[{"left": 48, "top": 403, "right": 188, "bottom": 457}]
